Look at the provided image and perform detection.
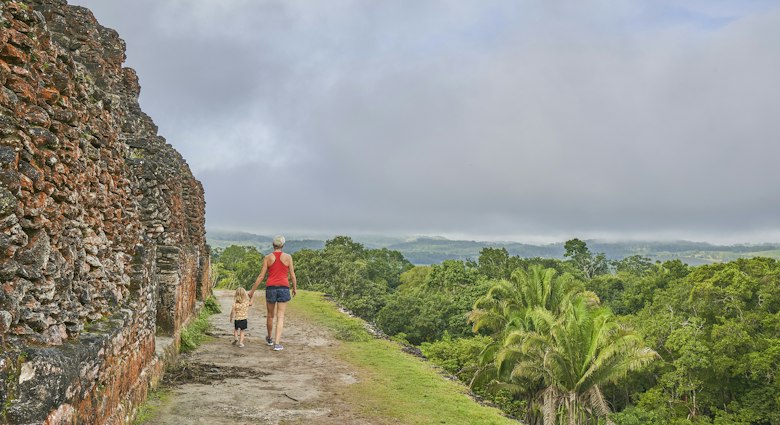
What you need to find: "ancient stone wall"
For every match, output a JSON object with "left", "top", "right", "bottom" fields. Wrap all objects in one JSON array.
[{"left": 0, "top": 1, "right": 210, "bottom": 423}]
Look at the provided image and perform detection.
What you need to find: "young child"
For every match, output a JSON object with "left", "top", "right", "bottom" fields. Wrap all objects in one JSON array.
[{"left": 229, "top": 287, "right": 252, "bottom": 347}]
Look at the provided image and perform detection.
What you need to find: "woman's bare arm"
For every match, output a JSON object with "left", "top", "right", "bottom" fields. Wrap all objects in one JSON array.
[
  {"left": 288, "top": 255, "right": 297, "bottom": 296},
  {"left": 248, "top": 256, "right": 269, "bottom": 298}
]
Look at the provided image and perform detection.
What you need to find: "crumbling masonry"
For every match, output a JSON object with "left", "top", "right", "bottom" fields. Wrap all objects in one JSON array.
[{"left": 0, "top": 1, "right": 210, "bottom": 423}]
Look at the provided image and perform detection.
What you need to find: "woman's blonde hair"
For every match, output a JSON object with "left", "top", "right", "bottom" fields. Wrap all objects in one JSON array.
[{"left": 234, "top": 287, "right": 248, "bottom": 303}]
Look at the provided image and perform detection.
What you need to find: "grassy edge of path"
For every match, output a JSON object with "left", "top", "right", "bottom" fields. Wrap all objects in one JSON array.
[{"left": 293, "top": 291, "right": 517, "bottom": 425}]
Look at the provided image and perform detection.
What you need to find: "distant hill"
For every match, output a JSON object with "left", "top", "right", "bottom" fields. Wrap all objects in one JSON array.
[
  {"left": 206, "top": 229, "right": 780, "bottom": 265},
  {"left": 386, "top": 237, "right": 561, "bottom": 264},
  {"left": 206, "top": 230, "right": 272, "bottom": 247},
  {"left": 280, "top": 239, "right": 326, "bottom": 252},
  {"left": 583, "top": 241, "right": 780, "bottom": 266},
  {"left": 207, "top": 230, "right": 324, "bottom": 252}
]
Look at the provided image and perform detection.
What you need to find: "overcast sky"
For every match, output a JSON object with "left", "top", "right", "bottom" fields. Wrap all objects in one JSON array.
[{"left": 70, "top": 0, "right": 780, "bottom": 244}]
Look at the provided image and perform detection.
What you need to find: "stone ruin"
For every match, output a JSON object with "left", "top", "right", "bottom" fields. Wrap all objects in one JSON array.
[{"left": 0, "top": 1, "right": 210, "bottom": 423}]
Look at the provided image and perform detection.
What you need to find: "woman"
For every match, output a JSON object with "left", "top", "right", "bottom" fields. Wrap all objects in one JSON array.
[{"left": 248, "top": 235, "right": 298, "bottom": 351}]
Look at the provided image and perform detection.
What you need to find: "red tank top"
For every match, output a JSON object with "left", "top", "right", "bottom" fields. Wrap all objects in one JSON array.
[{"left": 267, "top": 251, "right": 289, "bottom": 287}]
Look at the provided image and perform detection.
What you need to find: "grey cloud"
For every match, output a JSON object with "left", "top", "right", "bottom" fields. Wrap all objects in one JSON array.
[{"left": 70, "top": 0, "right": 780, "bottom": 243}]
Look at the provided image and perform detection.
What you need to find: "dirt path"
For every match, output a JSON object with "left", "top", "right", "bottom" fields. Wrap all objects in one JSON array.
[{"left": 141, "top": 290, "right": 381, "bottom": 425}]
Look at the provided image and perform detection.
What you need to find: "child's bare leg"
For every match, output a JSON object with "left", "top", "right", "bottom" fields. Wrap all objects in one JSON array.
[
  {"left": 239, "top": 329, "right": 245, "bottom": 345},
  {"left": 274, "top": 302, "right": 288, "bottom": 344},
  {"left": 233, "top": 327, "right": 238, "bottom": 340}
]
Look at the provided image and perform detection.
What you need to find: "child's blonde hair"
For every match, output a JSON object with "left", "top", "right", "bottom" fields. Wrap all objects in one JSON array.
[{"left": 234, "top": 287, "right": 249, "bottom": 303}]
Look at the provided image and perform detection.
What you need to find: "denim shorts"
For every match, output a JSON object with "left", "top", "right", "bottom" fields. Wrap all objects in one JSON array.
[{"left": 266, "top": 286, "right": 291, "bottom": 303}]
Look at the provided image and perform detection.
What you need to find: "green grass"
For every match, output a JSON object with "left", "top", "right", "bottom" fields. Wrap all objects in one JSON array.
[
  {"left": 131, "top": 389, "right": 171, "bottom": 425},
  {"left": 179, "top": 307, "right": 213, "bottom": 353},
  {"left": 293, "top": 291, "right": 515, "bottom": 425}
]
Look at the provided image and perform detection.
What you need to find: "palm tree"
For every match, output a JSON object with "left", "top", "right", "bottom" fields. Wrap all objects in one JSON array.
[
  {"left": 468, "top": 266, "right": 586, "bottom": 425},
  {"left": 504, "top": 298, "right": 658, "bottom": 425},
  {"left": 469, "top": 265, "right": 584, "bottom": 337}
]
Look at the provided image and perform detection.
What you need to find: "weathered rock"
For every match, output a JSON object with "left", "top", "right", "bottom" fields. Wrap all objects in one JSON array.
[
  {"left": 0, "top": 185, "right": 17, "bottom": 216},
  {"left": 0, "top": 309, "right": 11, "bottom": 333},
  {"left": 0, "top": 1, "right": 211, "bottom": 423},
  {"left": 0, "top": 145, "right": 17, "bottom": 165}
]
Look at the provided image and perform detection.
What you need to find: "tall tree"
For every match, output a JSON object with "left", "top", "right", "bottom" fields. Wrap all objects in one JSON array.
[
  {"left": 507, "top": 299, "right": 658, "bottom": 425},
  {"left": 564, "top": 239, "right": 608, "bottom": 279},
  {"left": 477, "top": 247, "right": 512, "bottom": 280},
  {"left": 470, "top": 265, "right": 584, "bottom": 337},
  {"left": 469, "top": 266, "right": 588, "bottom": 425}
]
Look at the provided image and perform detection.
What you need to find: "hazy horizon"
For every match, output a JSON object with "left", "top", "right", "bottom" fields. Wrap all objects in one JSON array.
[{"left": 206, "top": 226, "right": 780, "bottom": 247}]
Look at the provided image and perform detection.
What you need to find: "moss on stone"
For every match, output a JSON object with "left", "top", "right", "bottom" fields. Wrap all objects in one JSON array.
[
  {"left": 0, "top": 187, "right": 17, "bottom": 216},
  {"left": 1, "top": 352, "right": 27, "bottom": 421}
]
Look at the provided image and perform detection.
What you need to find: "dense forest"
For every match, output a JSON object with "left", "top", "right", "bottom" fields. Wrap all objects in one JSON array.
[{"left": 211, "top": 237, "right": 780, "bottom": 425}]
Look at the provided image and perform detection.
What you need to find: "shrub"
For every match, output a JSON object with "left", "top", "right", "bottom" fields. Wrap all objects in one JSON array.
[
  {"left": 179, "top": 300, "right": 219, "bottom": 353},
  {"left": 203, "top": 296, "right": 221, "bottom": 314},
  {"left": 420, "top": 333, "right": 492, "bottom": 382}
]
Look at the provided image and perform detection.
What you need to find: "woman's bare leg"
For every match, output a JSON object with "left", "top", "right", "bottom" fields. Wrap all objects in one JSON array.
[
  {"left": 274, "top": 302, "right": 288, "bottom": 344},
  {"left": 266, "top": 301, "right": 275, "bottom": 340}
]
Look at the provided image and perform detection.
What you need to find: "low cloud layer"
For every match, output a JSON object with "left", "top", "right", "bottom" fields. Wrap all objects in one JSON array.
[{"left": 72, "top": 0, "right": 780, "bottom": 243}]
